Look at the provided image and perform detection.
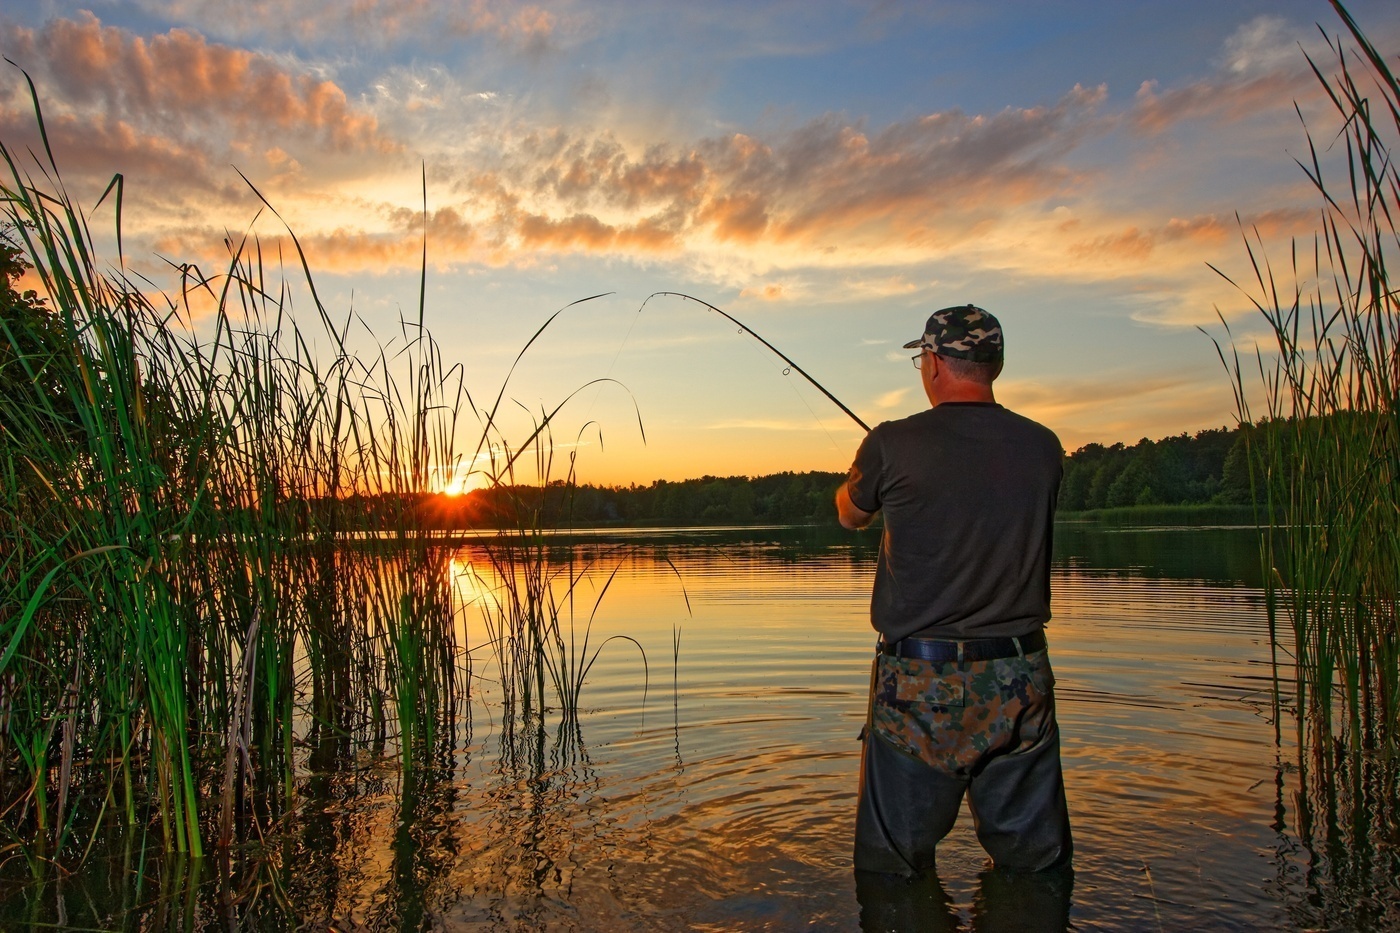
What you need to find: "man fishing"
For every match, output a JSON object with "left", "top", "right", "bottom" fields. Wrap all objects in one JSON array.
[{"left": 835, "top": 304, "right": 1072, "bottom": 877}]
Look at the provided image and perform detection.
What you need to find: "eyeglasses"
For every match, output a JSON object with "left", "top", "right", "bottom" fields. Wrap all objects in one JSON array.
[{"left": 911, "top": 347, "right": 930, "bottom": 370}]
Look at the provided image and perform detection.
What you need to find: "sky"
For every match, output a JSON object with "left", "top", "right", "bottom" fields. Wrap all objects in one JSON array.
[{"left": 2, "top": 1, "right": 1397, "bottom": 487}]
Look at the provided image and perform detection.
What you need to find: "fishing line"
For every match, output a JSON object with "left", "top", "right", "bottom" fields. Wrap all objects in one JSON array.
[
  {"left": 646, "top": 291, "right": 871, "bottom": 434},
  {"left": 780, "top": 367, "right": 844, "bottom": 455},
  {"left": 712, "top": 311, "right": 840, "bottom": 452},
  {"left": 579, "top": 298, "right": 644, "bottom": 441}
]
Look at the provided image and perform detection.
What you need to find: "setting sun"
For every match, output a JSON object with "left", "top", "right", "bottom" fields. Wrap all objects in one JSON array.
[{"left": 441, "top": 470, "right": 488, "bottom": 497}]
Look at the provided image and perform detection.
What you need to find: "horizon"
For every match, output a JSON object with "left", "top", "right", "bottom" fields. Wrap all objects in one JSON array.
[{"left": 2, "top": 1, "right": 1397, "bottom": 486}]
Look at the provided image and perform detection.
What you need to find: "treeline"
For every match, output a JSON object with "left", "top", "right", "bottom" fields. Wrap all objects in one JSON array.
[
  {"left": 419, "top": 471, "right": 848, "bottom": 528},
  {"left": 411, "top": 424, "right": 1261, "bottom": 529},
  {"left": 1059, "top": 426, "right": 1256, "bottom": 511}
]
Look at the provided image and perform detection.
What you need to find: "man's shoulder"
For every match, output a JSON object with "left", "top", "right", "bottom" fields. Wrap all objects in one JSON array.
[
  {"left": 994, "top": 406, "right": 1062, "bottom": 446},
  {"left": 883, "top": 404, "right": 1059, "bottom": 443}
]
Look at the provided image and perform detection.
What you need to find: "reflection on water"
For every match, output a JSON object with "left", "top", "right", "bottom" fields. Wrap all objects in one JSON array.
[
  {"left": 856, "top": 865, "right": 1074, "bottom": 933},
  {"left": 3, "top": 524, "right": 1397, "bottom": 929}
]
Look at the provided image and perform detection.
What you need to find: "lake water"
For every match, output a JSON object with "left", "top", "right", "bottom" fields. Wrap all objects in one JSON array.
[{"left": 6, "top": 524, "right": 1398, "bottom": 930}]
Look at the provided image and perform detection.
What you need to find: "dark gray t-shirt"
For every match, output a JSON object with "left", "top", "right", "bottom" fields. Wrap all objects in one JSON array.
[{"left": 846, "top": 402, "right": 1062, "bottom": 642}]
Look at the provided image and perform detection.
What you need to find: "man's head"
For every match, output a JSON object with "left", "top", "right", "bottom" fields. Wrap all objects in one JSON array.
[{"left": 904, "top": 304, "right": 1004, "bottom": 386}]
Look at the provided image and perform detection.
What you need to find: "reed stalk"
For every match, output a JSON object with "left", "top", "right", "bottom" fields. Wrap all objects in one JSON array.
[{"left": 1211, "top": 0, "right": 1400, "bottom": 753}]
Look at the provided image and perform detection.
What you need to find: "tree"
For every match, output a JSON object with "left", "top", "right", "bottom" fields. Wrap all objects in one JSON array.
[{"left": 0, "top": 225, "right": 70, "bottom": 442}]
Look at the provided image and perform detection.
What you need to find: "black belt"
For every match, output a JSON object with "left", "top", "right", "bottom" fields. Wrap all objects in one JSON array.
[{"left": 880, "top": 628, "right": 1046, "bottom": 663}]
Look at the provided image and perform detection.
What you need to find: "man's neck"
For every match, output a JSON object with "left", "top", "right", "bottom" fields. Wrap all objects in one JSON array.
[{"left": 929, "top": 383, "right": 996, "bottom": 406}]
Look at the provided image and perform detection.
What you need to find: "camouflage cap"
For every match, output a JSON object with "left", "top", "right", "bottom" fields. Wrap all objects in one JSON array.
[{"left": 902, "top": 304, "right": 1004, "bottom": 363}]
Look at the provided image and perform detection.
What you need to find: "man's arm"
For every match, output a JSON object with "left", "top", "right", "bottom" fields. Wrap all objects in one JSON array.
[{"left": 835, "top": 482, "right": 876, "bottom": 530}]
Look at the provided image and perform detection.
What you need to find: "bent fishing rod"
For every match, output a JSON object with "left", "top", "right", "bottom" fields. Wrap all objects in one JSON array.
[{"left": 647, "top": 292, "right": 871, "bottom": 434}]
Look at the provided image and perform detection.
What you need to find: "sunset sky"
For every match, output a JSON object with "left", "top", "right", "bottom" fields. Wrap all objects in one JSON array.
[{"left": 2, "top": 1, "right": 1397, "bottom": 486}]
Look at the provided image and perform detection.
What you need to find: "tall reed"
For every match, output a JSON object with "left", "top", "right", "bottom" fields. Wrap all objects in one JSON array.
[
  {"left": 1212, "top": 0, "right": 1399, "bottom": 754},
  {"left": 0, "top": 81, "right": 641, "bottom": 870},
  {"left": 465, "top": 416, "right": 651, "bottom": 748}
]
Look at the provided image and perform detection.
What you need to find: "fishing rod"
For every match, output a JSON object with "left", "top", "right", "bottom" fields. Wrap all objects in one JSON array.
[{"left": 647, "top": 292, "right": 871, "bottom": 433}]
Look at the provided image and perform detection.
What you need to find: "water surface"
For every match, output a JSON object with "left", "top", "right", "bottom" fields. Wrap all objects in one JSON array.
[{"left": 7, "top": 524, "right": 1398, "bottom": 930}]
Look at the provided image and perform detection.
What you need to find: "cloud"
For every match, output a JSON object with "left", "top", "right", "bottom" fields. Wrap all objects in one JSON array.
[
  {"left": 516, "top": 211, "right": 680, "bottom": 254},
  {"left": 436, "top": 83, "right": 1110, "bottom": 269},
  {"left": 1, "top": 13, "right": 397, "bottom": 154},
  {"left": 147, "top": 200, "right": 486, "bottom": 274},
  {"left": 700, "top": 193, "right": 770, "bottom": 242},
  {"left": 1222, "top": 15, "right": 1305, "bottom": 76},
  {"left": 874, "top": 387, "right": 911, "bottom": 409},
  {"left": 1069, "top": 226, "right": 1155, "bottom": 263},
  {"left": 739, "top": 283, "right": 785, "bottom": 301},
  {"left": 0, "top": 11, "right": 416, "bottom": 253},
  {"left": 0, "top": 8, "right": 1328, "bottom": 307},
  {"left": 1127, "top": 17, "right": 1324, "bottom": 138},
  {"left": 1000, "top": 371, "right": 1235, "bottom": 450},
  {"left": 701, "top": 84, "right": 1110, "bottom": 246},
  {"left": 1129, "top": 70, "right": 1317, "bottom": 136},
  {"left": 0, "top": 106, "right": 219, "bottom": 197},
  {"left": 1063, "top": 208, "right": 1313, "bottom": 272}
]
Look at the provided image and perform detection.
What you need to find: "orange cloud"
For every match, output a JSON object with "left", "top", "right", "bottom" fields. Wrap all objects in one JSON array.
[
  {"left": 519, "top": 212, "right": 614, "bottom": 249},
  {"left": 149, "top": 228, "right": 380, "bottom": 272},
  {"left": 0, "top": 104, "right": 225, "bottom": 211},
  {"left": 516, "top": 212, "right": 678, "bottom": 254},
  {"left": 1069, "top": 227, "right": 1156, "bottom": 262},
  {"left": 3, "top": 13, "right": 396, "bottom": 154},
  {"left": 700, "top": 194, "right": 769, "bottom": 242},
  {"left": 1160, "top": 215, "right": 1231, "bottom": 245},
  {"left": 739, "top": 283, "right": 785, "bottom": 301},
  {"left": 1001, "top": 372, "right": 1234, "bottom": 451},
  {"left": 1129, "top": 69, "right": 1315, "bottom": 136},
  {"left": 512, "top": 131, "right": 706, "bottom": 211},
  {"left": 147, "top": 205, "right": 487, "bottom": 275},
  {"left": 1067, "top": 209, "right": 1315, "bottom": 264},
  {"left": 383, "top": 205, "right": 480, "bottom": 252},
  {"left": 706, "top": 86, "right": 1108, "bottom": 245}
]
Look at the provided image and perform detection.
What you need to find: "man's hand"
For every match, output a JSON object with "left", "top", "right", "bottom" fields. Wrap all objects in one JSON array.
[{"left": 835, "top": 482, "right": 876, "bottom": 530}]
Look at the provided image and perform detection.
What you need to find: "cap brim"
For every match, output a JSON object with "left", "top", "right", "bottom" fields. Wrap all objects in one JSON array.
[{"left": 901, "top": 338, "right": 923, "bottom": 349}]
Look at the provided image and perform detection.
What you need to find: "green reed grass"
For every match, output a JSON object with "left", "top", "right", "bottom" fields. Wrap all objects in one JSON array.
[
  {"left": 0, "top": 78, "right": 646, "bottom": 870},
  {"left": 464, "top": 416, "right": 655, "bottom": 747},
  {"left": 1211, "top": 1, "right": 1399, "bottom": 755}
]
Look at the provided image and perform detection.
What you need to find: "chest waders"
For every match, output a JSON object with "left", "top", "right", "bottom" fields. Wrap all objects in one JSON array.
[{"left": 860, "top": 640, "right": 920, "bottom": 875}]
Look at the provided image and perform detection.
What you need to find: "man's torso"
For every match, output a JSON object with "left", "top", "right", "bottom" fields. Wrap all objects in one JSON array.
[{"left": 845, "top": 402, "right": 1062, "bottom": 641}]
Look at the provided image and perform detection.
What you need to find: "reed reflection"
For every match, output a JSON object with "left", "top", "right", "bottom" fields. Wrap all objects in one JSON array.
[{"left": 1275, "top": 745, "right": 1400, "bottom": 930}]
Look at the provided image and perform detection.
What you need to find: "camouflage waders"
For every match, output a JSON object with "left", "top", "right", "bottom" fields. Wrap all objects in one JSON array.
[{"left": 854, "top": 642, "right": 1072, "bottom": 874}]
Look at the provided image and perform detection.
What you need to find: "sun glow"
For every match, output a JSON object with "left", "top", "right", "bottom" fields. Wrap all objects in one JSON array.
[{"left": 440, "top": 470, "right": 489, "bottom": 497}]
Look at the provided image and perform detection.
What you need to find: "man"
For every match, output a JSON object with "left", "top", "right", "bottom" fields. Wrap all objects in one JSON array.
[{"left": 836, "top": 304, "right": 1072, "bottom": 876}]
